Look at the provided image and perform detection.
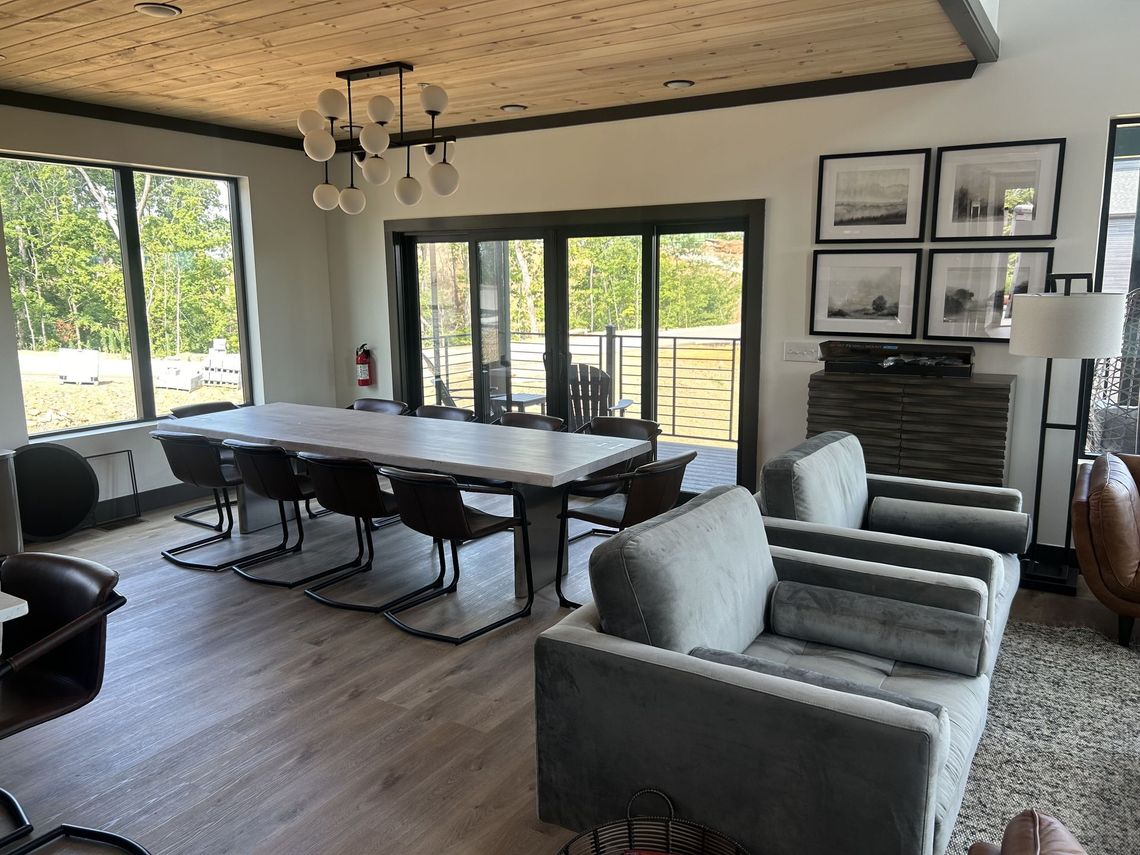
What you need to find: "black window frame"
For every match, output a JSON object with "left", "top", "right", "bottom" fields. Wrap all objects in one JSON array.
[{"left": 0, "top": 151, "right": 253, "bottom": 437}]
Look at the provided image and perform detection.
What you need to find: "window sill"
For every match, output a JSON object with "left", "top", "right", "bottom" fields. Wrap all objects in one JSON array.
[{"left": 29, "top": 417, "right": 172, "bottom": 444}]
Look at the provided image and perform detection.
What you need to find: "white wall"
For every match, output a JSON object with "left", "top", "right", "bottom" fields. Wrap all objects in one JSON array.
[
  {"left": 0, "top": 107, "right": 335, "bottom": 496},
  {"left": 327, "top": 0, "right": 1139, "bottom": 546}
]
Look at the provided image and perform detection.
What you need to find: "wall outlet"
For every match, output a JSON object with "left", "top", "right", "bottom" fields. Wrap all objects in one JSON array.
[{"left": 784, "top": 340, "right": 820, "bottom": 363}]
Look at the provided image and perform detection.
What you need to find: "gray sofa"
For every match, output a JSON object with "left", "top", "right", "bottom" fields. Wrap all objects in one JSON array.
[
  {"left": 536, "top": 485, "right": 992, "bottom": 855},
  {"left": 758, "top": 431, "right": 1029, "bottom": 674}
]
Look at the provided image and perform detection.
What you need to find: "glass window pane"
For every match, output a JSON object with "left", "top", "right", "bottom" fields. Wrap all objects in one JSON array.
[
  {"left": 418, "top": 241, "right": 474, "bottom": 410},
  {"left": 1, "top": 158, "right": 137, "bottom": 434},
  {"left": 136, "top": 173, "right": 245, "bottom": 413}
]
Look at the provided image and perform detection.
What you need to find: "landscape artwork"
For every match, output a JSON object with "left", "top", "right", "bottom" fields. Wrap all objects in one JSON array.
[
  {"left": 811, "top": 250, "right": 921, "bottom": 337},
  {"left": 816, "top": 150, "right": 930, "bottom": 242},
  {"left": 924, "top": 249, "right": 1054, "bottom": 341},
  {"left": 933, "top": 139, "right": 1065, "bottom": 240}
]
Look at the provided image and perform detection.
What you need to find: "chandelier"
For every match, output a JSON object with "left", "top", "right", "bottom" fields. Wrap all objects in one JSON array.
[{"left": 297, "top": 61, "right": 459, "bottom": 214}]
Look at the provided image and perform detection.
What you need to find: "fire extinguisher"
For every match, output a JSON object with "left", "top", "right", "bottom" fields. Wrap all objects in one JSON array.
[{"left": 355, "top": 344, "right": 373, "bottom": 387}]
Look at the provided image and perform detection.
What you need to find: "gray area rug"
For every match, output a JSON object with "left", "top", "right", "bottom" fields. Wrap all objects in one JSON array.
[{"left": 947, "top": 621, "right": 1140, "bottom": 854}]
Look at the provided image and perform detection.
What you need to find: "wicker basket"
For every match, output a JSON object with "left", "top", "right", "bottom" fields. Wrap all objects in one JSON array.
[{"left": 557, "top": 790, "right": 750, "bottom": 855}]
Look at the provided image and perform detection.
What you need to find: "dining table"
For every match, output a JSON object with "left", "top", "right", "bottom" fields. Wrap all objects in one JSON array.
[{"left": 163, "top": 402, "right": 650, "bottom": 597}]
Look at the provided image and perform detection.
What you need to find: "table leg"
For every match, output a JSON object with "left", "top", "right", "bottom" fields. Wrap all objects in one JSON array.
[
  {"left": 237, "top": 487, "right": 296, "bottom": 534},
  {"left": 515, "top": 484, "right": 567, "bottom": 598}
]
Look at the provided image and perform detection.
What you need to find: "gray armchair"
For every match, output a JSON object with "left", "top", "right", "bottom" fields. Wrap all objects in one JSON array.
[
  {"left": 757, "top": 431, "right": 1029, "bottom": 673},
  {"left": 536, "top": 485, "right": 991, "bottom": 855}
]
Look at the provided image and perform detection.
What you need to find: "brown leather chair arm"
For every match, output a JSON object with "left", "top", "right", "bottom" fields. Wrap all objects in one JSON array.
[
  {"left": 972, "top": 809, "right": 1088, "bottom": 855},
  {"left": 1117, "top": 453, "right": 1140, "bottom": 487},
  {"left": 0, "top": 593, "right": 126, "bottom": 678}
]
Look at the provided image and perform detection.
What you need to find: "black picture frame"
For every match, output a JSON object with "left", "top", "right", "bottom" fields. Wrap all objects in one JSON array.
[
  {"left": 810, "top": 249, "right": 922, "bottom": 339},
  {"left": 923, "top": 247, "right": 1056, "bottom": 342},
  {"left": 815, "top": 148, "right": 931, "bottom": 243},
  {"left": 931, "top": 138, "right": 1066, "bottom": 241}
]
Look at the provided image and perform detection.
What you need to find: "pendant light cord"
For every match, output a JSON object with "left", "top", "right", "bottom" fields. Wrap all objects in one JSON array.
[
  {"left": 324, "top": 118, "right": 332, "bottom": 184},
  {"left": 346, "top": 77, "right": 355, "bottom": 189},
  {"left": 399, "top": 68, "right": 410, "bottom": 178}
]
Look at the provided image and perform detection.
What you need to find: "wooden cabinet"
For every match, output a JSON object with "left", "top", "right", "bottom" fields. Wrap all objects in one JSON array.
[{"left": 806, "top": 371, "right": 1016, "bottom": 486}]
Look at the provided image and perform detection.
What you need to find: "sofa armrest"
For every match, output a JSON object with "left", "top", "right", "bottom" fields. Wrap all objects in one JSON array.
[
  {"left": 769, "top": 545, "right": 989, "bottom": 619},
  {"left": 536, "top": 607, "right": 946, "bottom": 855},
  {"left": 868, "top": 496, "right": 1031, "bottom": 555},
  {"left": 762, "top": 516, "right": 1002, "bottom": 622},
  {"left": 867, "top": 473, "right": 1023, "bottom": 512}
]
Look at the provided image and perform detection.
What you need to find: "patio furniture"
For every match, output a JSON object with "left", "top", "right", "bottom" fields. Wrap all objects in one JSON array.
[{"left": 567, "top": 363, "right": 633, "bottom": 432}]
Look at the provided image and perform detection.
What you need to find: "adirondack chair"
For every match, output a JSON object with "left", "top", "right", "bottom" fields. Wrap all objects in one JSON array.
[{"left": 567, "top": 363, "right": 633, "bottom": 433}]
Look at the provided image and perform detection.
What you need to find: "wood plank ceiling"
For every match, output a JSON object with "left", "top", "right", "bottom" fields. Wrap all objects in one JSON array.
[{"left": 0, "top": 0, "right": 973, "bottom": 139}]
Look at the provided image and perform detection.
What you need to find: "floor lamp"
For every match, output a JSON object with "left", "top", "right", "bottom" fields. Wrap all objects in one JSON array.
[{"left": 1009, "top": 278, "right": 1126, "bottom": 593}]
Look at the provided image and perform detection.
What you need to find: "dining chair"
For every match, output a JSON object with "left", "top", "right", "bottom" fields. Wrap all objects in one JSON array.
[
  {"left": 169, "top": 400, "right": 239, "bottom": 531},
  {"left": 569, "top": 416, "right": 662, "bottom": 512},
  {"left": 351, "top": 398, "right": 410, "bottom": 415},
  {"left": 415, "top": 404, "right": 478, "bottom": 422},
  {"left": 555, "top": 450, "right": 697, "bottom": 608},
  {"left": 379, "top": 467, "right": 535, "bottom": 644},
  {"left": 152, "top": 431, "right": 283, "bottom": 572},
  {"left": 498, "top": 412, "right": 565, "bottom": 431},
  {"left": 0, "top": 553, "right": 149, "bottom": 854},
  {"left": 300, "top": 455, "right": 446, "bottom": 613}
]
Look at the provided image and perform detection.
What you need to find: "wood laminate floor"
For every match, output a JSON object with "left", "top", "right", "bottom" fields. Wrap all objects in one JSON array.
[{"left": 0, "top": 499, "right": 1118, "bottom": 854}]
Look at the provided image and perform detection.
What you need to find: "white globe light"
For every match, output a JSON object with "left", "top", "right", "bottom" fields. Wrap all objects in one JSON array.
[
  {"left": 367, "top": 95, "right": 395, "bottom": 125},
  {"left": 424, "top": 141, "right": 456, "bottom": 165},
  {"left": 419, "top": 84, "right": 448, "bottom": 116},
  {"left": 312, "top": 183, "right": 339, "bottom": 210},
  {"left": 428, "top": 161, "right": 459, "bottom": 197},
  {"left": 395, "top": 175, "right": 423, "bottom": 206},
  {"left": 361, "top": 156, "right": 391, "bottom": 185},
  {"left": 359, "top": 123, "right": 390, "bottom": 155},
  {"left": 316, "top": 87, "right": 348, "bottom": 119},
  {"left": 297, "top": 109, "right": 325, "bottom": 135},
  {"left": 338, "top": 186, "right": 367, "bottom": 215},
  {"left": 302, "top": 130, "right": 336, "bottom": 162}
]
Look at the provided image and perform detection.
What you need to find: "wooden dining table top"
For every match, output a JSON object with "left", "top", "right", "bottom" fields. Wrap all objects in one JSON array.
[
  {"left": 0, "top": 591, "right": 28, "bottom": 624},
  {"left": 162, "top": 402, "right": 650, "bottom": 488}
]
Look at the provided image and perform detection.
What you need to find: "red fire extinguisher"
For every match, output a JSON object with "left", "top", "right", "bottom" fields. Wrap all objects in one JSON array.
[{"left": 355, "top": 344, "right": 373, "bottom": 387}]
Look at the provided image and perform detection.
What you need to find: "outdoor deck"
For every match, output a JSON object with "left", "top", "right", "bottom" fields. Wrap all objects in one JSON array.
[{"left": 659, "top": 440, "right": 738, "bottom": 493}]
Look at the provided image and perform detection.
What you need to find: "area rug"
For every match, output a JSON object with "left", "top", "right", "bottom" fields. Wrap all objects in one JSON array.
[{"left": 946, "top": 621, "right": 1140, "bottom": 854}]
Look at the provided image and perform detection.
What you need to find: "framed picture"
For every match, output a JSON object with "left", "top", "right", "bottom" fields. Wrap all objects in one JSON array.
[
  {"left": 924, "top": 248, "right": 1055, "bottom": 341},
  {"left": 810, "top": 250, "right": 922, "bottom": 338},
  {"left": 932, "top": 139, "right": 1065, "bottom": 241},
  {"left": 816, "top": 149, "right": 930, "bottom": 242}
]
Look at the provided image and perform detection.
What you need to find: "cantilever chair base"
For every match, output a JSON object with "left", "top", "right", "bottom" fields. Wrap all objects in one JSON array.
[
  {"left": 5, "top": 823, "right": 151, "bottom": 855},
  {"left": 0, "top": 787, "right": 32, "bottom": 849},
  {"left": 230, "top": 500, "right": 313, "bottom": 588}
]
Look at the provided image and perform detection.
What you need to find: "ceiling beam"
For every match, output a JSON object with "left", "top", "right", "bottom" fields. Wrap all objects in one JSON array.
[{"left": 937, "top": 0, "right": 1000, "bottom": 62}]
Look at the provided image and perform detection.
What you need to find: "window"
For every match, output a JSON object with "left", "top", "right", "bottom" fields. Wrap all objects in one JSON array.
[
  {"left": 1086, "top": 120, "right": 1140, "bottom": 455},
  {"left": 1, "top": 156, "right": 248, "bottom": 435}
]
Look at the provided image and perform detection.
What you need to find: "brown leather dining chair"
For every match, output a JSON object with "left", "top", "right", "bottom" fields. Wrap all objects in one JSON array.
[
  {"left": 1072, "top": 452, "right": 1140, "bottom": 645},
  {"left": 379, "top": 467, "right": 535, "bottom": 644},
  {"left": 300, "top": 455, "right": 446, "bottom": 614},
  {"left": 415, "top": 404, "right": 478, "bottom": 422},
  {"left": 569, "top": 417, "right": 663, "bottom": 531},
  {"left": 351, "top": 398, "right": 410, "bottom": 415},
  {"left": 0, "top": 553, "right": 149, "bottom": 854},
  {"left": 555, "top": 450, "right": 697, "bottom": 608},
  {"left": 498, "top": 412, "right": 564, "bottom": 431},
  {"left": 169, "top": 400, "right": 239, "bottom": 531}
]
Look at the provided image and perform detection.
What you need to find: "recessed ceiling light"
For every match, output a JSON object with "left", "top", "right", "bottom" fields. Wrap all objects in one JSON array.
[
  {"left": 499, "top": 104, "right": 528, "bottom": 113},
  {"left": 664, "top": 79, "right": 695, "bottom": 89},
  {"left": 134, "top": 3, "right": 182, "bottom": 18}
]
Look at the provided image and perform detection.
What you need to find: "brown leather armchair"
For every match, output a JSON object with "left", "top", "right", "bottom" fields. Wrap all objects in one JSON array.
[
  {"left": 969, "top": 809, "right": 1086, "bottom": 854},
  {"left": 1071, "top": 452, "right": 1140, "bottom": 646}
]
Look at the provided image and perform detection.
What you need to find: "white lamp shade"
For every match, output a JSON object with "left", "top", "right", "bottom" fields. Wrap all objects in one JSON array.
[
  {"left": 1009, "top": 292, "right": 1126, "bottom": 359},
  {"left": 312, "top": 182, "right": 340, "bottom": 210},
  {"left": 360, "top": 156, "right": 391, "bottom": 185},
  {"left": 297, "top": 109, "right": 325, "bottom": 135},
  {"left": 395, "top": 175, "right": 423, "bottom": 206},
  {"left": 302, "top": 130, "right": 336, "bottom": 162},
  {"left": 338, "top": 186, "right": 366, "bottom": 215},
  {"left": 367, "top": 95, "right": 395, "bottom": 125},
  {"left": 420, "top": 84, "right": 448, "bottom": 115},
  {"left": 359, "top": 123, "right": 390, "bottom": 155},
  {"left": 424, "top": 141, "right": 455, "bottom": 165},
  {"left": 428, "top": 161, "right": 459, "bottom": 196},
  {"left": 316, "top": 88, "right": 348, "bottom": 120}
]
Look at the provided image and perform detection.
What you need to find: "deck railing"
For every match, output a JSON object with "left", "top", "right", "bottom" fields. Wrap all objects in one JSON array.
[{"left": 422, "top": 326, "right": 741, "bottom": 444}]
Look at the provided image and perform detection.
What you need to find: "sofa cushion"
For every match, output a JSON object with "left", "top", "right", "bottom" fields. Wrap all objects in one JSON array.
[
  {"left": 759, "top": 431, "right": 869, "bottom": 529},
  {"left": 1086, "top": 453, "right": 1140, "bottom": 591},
  {"left": 589, "top": 485, "right": 776, "bottom": 654}
]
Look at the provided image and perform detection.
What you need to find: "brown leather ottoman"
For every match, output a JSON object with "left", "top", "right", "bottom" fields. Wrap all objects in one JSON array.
[{"left": 969, "top": 810, "right": 1087, "bottom": 855}]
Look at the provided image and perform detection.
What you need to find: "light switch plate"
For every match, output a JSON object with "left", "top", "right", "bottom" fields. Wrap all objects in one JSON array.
[{"left": 783, "top": 341, "right": 819, "bottom": 363}]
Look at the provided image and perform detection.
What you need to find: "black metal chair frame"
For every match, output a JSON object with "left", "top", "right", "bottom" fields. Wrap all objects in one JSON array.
[
  {"left": 380, "top": 476, "right": 535, "bottom": 645},
  {"left": 0, "top": 592, "right": 151, "bottom": 854}
]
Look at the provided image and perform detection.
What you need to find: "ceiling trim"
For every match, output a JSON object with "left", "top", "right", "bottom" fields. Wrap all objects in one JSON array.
[{"left": 937, "top": 0, "right": 1000, "bottom": 63}]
